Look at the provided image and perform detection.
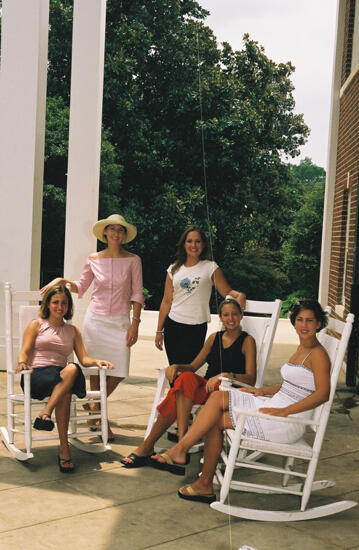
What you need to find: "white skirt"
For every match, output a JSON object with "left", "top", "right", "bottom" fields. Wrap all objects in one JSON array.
[{"left": 82, "top": 309, "right": 130, "bottom": 377}]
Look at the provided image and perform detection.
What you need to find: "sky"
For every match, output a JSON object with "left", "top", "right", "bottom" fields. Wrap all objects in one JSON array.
[{"left": 198, "top": 0, "right": 338, "bottom": 168}]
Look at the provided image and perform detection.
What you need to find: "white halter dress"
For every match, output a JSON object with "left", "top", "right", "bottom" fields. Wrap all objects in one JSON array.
[{"left": 228, "top": 358, "right": 316, "bottom": 444}]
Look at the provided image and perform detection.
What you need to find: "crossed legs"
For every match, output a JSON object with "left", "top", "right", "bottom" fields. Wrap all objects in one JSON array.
[{"left": 37, "top": 363, "right": 79, "bottom": 467}]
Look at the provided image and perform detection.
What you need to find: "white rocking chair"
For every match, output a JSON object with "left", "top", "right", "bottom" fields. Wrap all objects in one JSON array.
[
  {"left": 0, "top": 282, "right": 111, "bottom": 461},
  {"left": 144, "top": 299, "right": 282, "bottom": 452},
  {"left": 211, "top": 311, "right": 357, "bottom": 521}
]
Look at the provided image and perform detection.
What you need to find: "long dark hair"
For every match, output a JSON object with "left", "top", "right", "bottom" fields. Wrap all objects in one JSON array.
[{"left": 171, "top": 226, "right": 211, "bottom": 275}]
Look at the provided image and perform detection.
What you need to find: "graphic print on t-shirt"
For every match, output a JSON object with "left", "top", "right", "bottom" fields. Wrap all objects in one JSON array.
[{"left": 180, "top": 276, "right": 200, "bottom": 294}]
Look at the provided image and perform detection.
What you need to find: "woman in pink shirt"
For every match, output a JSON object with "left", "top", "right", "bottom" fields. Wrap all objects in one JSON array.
[
  {"left": 16, "top": 284, "right": 113, "bottom": 472},
  {"left": 41, "top": 214, "right": 145, "bottom": 440}
]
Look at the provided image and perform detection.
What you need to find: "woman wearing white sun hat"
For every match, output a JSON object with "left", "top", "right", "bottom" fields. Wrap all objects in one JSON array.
[{"left": 41, "top": 214, "right": 145, "bottom": 440}]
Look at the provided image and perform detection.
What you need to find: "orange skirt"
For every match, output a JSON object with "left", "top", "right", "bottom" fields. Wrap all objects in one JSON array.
[{"left": 157, "top": 371, "right": 220, "bottom": 423}]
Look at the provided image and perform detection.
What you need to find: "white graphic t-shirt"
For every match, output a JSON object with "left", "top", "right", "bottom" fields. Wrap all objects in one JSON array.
[{"left": 167, "top": 260, "right": 219, "bottom": 325}]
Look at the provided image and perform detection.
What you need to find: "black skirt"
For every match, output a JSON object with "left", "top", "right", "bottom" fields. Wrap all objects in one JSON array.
[{"left": 21, "top": 364, "right": 86, "bottom": 401}]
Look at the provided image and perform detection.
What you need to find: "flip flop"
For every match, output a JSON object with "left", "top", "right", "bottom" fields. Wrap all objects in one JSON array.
[
  {"left": 120, "top": 452, "right": 155, "bottom": 468},
  {"left": 33, "top": 415, "right": 54, "bottom": 431},
  {"left": 58, "top": 456, "right": 75, "bottom": 474},
  {"left": 150, "top": 453, "right": 186, "bottom": 476},
  {"left": 178, "top": 484, "right": 216, "bottom": 504}
]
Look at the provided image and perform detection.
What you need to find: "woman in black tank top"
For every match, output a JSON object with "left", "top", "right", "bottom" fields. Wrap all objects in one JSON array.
[{"left": 121, "top": 298, "right": 256, "bottom": 468}]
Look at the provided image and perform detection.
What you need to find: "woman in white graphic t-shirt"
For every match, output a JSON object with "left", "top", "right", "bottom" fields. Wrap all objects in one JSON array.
[{"left": 155, "top": 225, "right": 246, "bottom": 364}]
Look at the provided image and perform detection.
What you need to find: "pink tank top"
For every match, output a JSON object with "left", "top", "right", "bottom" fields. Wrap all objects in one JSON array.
[{"left": 27, "top": 318, "right": 76, "bottom": 368}]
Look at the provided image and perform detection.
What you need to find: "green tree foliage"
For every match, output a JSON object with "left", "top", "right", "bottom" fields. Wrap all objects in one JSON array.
[
  {"left": 291, "top": 156, "right": 325, "bottom": 185},
  {"left": 41, "top": 1, "right": 310, "bottom": 304},
  {"left": 282, "top": 177, "right": 325, "bottom": 299},
  {"left": 41, "top": 96, "right": 123, "bottom": 283},
  {"left": 223, "top": 248, "right": 289, "bottom": 302},
  {"left": 280, "top": 290, "right": 310, "bottom": 318}
]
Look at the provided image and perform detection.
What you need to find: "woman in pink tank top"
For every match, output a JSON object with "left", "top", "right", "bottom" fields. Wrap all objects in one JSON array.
[
  {"left": 40, "top": 214, "right": 145, "bottom": 441},
  {"left": 16, "top": 285, "right": 114, "bottom": 473}
]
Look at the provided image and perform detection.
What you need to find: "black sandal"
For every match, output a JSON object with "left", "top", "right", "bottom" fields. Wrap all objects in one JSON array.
[
  {"left": 33, "top": 415, "right": 54, "bottom": 431},
  {"left": 120, "top": 452, "right": 155, "bottom": 468},
  {"left": 58, "top": 456, "right": 75, "bottom": 474}
]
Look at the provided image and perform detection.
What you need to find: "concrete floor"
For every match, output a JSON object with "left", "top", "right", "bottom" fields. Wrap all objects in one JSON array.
[{"left": 1, "top": 324, "right": 359, "bottom": 550}]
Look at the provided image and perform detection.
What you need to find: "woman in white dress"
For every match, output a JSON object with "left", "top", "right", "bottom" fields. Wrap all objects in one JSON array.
[{"left": 150, "top": 299, "right": 331, "bottom": 503}]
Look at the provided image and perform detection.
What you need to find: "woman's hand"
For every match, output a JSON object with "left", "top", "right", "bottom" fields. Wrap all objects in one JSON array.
[
  {"left": 165, "top": 365, "right": 179, "bottom": 383},
  {"left": 239, "top": 387, "right": 264, "bottom": 396},
  {"left": 258, "top": 407, "right": 288, "bottom": 417},
  {"left": 15, "top": 362, "right": 33, "bottom": 374},
  {"left": 126, "top": 325, "right": 138, "bottom": 347},
  {"left": 155, "top": 274, "right": 173, "bottom": 350},
  {"left": 155, "top": 331, "right": 164, "bottom": 350},
  {"left": 40, "top": 277, "right": 64, "bottom": 294},
  {"left": 94, "top": 360, "right": 114, "bottom": 370},
  {"left": 206, "top": 375, "right": 220, "bottom": 393}
]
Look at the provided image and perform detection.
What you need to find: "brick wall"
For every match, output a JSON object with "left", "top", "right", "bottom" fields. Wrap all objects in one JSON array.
[
  {"left": 341, "top": 0, "right": 356, "bottom": 84},
  {"left": 328, "top": 0, "right": 359, "bottom": 318}
]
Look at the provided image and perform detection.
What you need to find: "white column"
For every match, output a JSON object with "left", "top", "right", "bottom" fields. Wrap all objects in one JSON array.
[
  {"left": 64, "top": 0, "right": 107, "bottom": 324},
  {"left": 0, "top": 0, "right": 49, "bottom": 290},
  {"left": 318, "top": 0, "right": 346, "bottom": 305}
]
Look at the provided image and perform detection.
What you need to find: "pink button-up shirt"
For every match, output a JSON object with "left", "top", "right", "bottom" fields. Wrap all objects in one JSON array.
[{"left": 74, "top": 256, "right": 145, "bottom": 316}]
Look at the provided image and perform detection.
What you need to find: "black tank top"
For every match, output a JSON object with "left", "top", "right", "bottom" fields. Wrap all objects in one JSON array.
[{"left": 204, "top": 330, "right": 248, "bottom": 380}]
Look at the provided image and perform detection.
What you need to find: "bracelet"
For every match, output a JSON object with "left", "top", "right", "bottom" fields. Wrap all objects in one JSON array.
[
  {"left": 156, "top": 330, "right": 164, "bottom": 334},
  {"left": 132, "top": 316, "right": 141, "bottom": 323}
]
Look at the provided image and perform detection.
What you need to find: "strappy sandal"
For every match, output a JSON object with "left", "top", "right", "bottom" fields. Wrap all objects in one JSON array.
[
  {"left": 120, "top": 452, "right": 156, "bottom": 468},
  {"left": 58, "top": 456, "right": 75, "bottom": 474}
]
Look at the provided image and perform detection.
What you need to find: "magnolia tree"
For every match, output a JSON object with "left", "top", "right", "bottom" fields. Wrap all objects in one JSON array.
[{"left": 1, "top": 0, "right": 315, "bottom": 305}]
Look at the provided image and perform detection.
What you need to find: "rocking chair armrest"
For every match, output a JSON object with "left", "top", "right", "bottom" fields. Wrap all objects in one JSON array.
[
  {"left": 9, "top": 369, "right": 32, "bottom": 375},
  {"left": 233, "top": 406, "right": 320, "bottom": 427},
  {"left": 82, "top": 365, "right": 108, "bottom": 372},
  {"left": 219, "top": 376, "right": 253, "bottom": 390},
  {"left": 219, "top": 376, "right": 233, "bottom": 390}
]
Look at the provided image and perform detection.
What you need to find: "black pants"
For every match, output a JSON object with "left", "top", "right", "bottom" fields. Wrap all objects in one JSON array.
[{"left": 163, "top": 316, "right": 207, "bottom": 365}]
